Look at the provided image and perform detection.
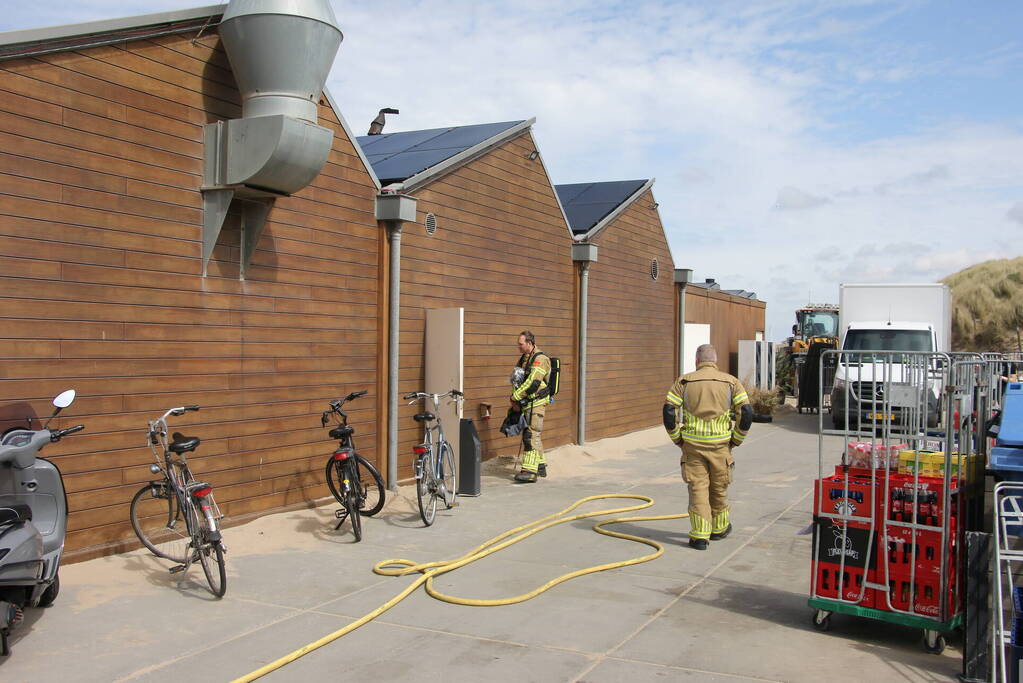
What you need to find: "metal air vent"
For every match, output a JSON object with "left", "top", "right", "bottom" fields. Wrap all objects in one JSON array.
[
  {"left": 425, "top": 213, "right": 438, "bottom": 236},
  {"left": 651, "top": 258, "right": 659, "bottom": 280}
]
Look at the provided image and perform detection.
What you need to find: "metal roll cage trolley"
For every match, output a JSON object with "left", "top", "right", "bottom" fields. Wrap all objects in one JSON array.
[
  {"left": 809, "top": 349, "right": 995, "bottom": 656},
  {"left": 989, "top": 352, "right": 1023, "bottom": 682}
]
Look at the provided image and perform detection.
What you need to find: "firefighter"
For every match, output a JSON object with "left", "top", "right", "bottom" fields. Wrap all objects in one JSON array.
[
  {"left": 662, "top": 344, "right": 752, "bottom": 550},
  {"left": 511, "top": 330, "right": 552, "bottom": 483}
]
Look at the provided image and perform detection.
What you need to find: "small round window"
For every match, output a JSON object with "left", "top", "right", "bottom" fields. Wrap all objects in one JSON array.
[
  {"left": 425, "top": 213, "right": 438, "bottom": 236},
  {"left": 650, "top": 258, "right": 659, "bottom": 280}
]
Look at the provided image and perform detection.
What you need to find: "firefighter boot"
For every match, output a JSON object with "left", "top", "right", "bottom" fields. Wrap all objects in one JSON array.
[
  {"left": 710, "top": 524, "right": 732, "bottom": 540},
  {"left": 710, "top": 509, "right": 732, "bottom": 540},
  {"left": 515, "top": 450, "right": 541, "bottom": 483}
]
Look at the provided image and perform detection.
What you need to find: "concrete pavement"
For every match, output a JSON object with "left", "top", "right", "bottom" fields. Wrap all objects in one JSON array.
[{"left": 0, "top": 408, "right": 962, "bottom": 682}]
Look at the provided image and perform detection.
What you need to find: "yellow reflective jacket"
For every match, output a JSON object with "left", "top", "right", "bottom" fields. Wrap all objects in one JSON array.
[
  {"left": 664, "top": 362, "right": 750, "bottom": 445},
  {"left": 512, "top": 349, "right": 551, "bottom": 410}
]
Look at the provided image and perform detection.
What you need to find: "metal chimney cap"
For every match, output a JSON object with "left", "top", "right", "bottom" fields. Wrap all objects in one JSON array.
[{"left": 222, "top": 0, "right": 340, "bottom": 29}]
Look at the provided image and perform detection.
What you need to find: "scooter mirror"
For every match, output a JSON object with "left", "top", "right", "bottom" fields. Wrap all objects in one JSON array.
[{"left": 53, "top": 389, "right": 76, "bottom": 409}]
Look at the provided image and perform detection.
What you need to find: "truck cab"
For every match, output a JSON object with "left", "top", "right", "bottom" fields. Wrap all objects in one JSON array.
[{"left": 830, "top": 321, "right": 941, "bottom": 431}]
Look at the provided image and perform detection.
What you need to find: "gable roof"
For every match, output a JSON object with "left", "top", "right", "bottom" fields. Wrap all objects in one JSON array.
[
  {"left": 356, "top": 120, "right": 529, "bottom": 188},
  {"left": 555, "top": 179, "right": 650, "bottom": 236},
  {"left": 0, "top": 4, "right": 226, "bottom": 60}
]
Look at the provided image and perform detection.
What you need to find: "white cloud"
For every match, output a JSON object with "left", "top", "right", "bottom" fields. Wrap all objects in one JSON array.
[
  {"left": 2, "top": 0, "right": 1021, "bottom": 344},
  {"left": 774, "top": 186, "right": 830, "bottom": 211}
]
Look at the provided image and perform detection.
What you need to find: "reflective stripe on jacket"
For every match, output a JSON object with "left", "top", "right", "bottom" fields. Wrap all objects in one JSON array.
[
  {"left": 512, "top": 349, "right": 551, "bottom": 410},
  {"left": 664, "top": 362, "right": 749, "bottom": 445}
]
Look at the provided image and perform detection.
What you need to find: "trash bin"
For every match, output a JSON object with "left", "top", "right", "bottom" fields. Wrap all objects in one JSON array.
[{"left": 458, "top": 417, "right": 481, "bottom": 496}]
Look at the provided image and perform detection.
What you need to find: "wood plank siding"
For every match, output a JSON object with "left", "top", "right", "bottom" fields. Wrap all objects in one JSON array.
[
  {"left": 584, "top": 190, "right": 676, "bottom": 442},
  {"left": 394, "top": 132, "right": 576, "bottom": 474},
  {"left": 0, "top": 31, "right": 380, "bottom": 559},
  {"left": 684, "top": 287, "right": 766, "bottom": 376}
]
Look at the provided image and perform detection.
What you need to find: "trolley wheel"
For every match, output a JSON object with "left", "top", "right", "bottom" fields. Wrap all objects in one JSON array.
[
  {"left": 922, "top": 630, "right": 945, "bottom": 655},
  {"left": 811, "top": 609, "right": 832, "bottom": 632}
]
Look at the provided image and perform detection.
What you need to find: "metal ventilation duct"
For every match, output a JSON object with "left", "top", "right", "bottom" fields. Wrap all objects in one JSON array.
[{"left": 202, "top": 0, "right": 342, "bottom": 278}]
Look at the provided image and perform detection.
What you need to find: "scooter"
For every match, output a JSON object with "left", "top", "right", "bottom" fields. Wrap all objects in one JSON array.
[{"left": 0, "top": 389, "right": 82, "bottom": 656}]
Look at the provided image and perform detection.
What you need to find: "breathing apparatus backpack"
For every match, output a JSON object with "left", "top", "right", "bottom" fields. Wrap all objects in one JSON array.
[
  {"left": 531, "top": 353, "right": 561, "bottom": 403},
  {"left": 544, "top": 356, "right": 561, "bottom": 402}
]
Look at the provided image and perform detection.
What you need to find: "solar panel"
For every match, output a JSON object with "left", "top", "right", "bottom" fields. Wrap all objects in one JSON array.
[
  {"left": 555, "top": 180, "right": 648, "bottom": 233},
  {"left": 356, "top": 120, "right": 525, "bottom": 182}
]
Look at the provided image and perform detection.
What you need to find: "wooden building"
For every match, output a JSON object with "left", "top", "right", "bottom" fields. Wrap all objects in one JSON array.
[
  {"left": 555, "top": 180, "right": 677, "bottom": 443},
  {"left": 685, "top": 279, "right": 766, "bottom": 375},
  {"left": 0, "top": 6, "right": 383, "bottom": 558},
  {"left": 0, "top": 4, "right": 767, "bottom": 562},
  {"left": 357, "top": 121, "right": 577, "bottom": 471}
]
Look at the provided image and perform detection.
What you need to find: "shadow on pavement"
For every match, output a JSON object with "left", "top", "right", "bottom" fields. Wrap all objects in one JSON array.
[{"left": 684, "top": 575, "right": 962, "bottom": 679}]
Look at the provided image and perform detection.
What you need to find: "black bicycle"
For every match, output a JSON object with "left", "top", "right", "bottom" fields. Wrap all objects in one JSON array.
[
  {"left": 322, "top": 391, "right": 385, "bottom": 542},
  {"left": 129, "top": 406, "right": 227, "bottom": 597}
]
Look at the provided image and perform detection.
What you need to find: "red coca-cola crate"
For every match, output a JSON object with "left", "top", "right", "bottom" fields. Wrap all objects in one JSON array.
[
  {"left": 811, "top": 518, "right": 879, "bottom": 608},
  {"left": 878, "top": 569, "right": 958, "bottom": 618},
  {"left": 881, "top": 524, "right": 957, "bottom": 578},
  {"left": 814, "top": 473, "right": 884, "bottom": 523},
  {"left": 884, "top": 473, "right": 959, "bottom": 528}
]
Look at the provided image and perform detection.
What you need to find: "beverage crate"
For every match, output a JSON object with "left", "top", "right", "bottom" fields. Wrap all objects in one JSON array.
[{"left": 812, "top": 518, "right": 878, "bottom": 608}]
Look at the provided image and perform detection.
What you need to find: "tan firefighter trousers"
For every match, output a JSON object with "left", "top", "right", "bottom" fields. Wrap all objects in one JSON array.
[{"left": 680, "top": 440, "right": 734, "bottom": 540}]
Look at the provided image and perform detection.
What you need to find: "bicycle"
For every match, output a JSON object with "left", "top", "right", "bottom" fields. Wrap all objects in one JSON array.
[
  {"left": 128, "top": 405, "right": 227, "bottom": 598},
  {"left": 403, "top": 389, "right": 463, "bottom": 526},
  {"left": 321, "top": 390, "right": 385, "bottom": 542}
]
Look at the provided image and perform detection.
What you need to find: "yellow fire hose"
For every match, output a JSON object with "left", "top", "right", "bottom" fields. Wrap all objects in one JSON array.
[{"left": 233, "top": 494, "right": 687, "bottom": 682}]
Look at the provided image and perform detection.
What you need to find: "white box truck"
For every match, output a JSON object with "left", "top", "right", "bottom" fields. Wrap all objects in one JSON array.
[{"left": 830, "top": 283, "right": 951, "bottom": 430}]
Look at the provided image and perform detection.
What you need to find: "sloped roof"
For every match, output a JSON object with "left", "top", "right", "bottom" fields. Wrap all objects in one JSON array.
[
  {"left": 0, "top": 5, "right": 225, "bottom": 60},
  {"left": 554, "top": 180, "right": 649, "bottom": 235},
  {"left": 356, "top": 120, "right": 526, "bottom": 185}
]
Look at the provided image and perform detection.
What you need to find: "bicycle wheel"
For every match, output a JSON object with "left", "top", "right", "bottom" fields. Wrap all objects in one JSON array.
[
  {"left": 346, "top": 482, "right": 362, "bottom": 542},
  {"left": 325, "top": 457, "right": 347, "bottom": 505},
  {"left": 354, "top": 455, "right": 385, "bottom": 516},
  {"left": 416, "top": 452, "right": 437, "bottom": 526},
  {"left": 194, "top": 502, "right": 227, "bottom": 598},
  {"left": 130, "top": 483, "right": 191, "bottom": 564},
  {"left": 439, "top": 442, "right": 456, "bottom": 509}
]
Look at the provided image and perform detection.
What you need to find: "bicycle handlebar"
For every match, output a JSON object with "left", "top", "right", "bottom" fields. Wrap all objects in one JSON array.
[
  {"left": 167, "top": 405, "right": 200, "bottom": 418},
  {"left": 404, "top": 389, "right": 464, "bottom": 404}
]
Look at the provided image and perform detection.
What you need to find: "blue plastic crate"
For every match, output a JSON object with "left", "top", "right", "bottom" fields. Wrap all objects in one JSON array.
[{"left": 999, "top": 383, "right": 1023, "bottom": 448}]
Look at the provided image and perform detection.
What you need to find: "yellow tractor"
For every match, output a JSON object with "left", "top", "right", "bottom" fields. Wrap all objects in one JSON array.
[{"left": 781, "top": 304, "right": 839, "bottom": 411}]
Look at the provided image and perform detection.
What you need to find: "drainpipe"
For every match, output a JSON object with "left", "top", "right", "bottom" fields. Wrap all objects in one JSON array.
[
  {"left": 376, "top": 192, "right": 417, "bottom": 490},
  {"left": 675, "top": 268, "right": 693, "bottom": 375},
  {"left": 572, "top": 241, "right": 598, "bottom": 445}
]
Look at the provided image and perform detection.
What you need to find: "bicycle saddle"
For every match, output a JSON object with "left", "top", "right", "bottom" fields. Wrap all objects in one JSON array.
[
  {"left": 169, "top": 433, "right": 200, "bottom": 454},
  {"left": 329, "top": 426, "right": 353, "bottom": 440},
  {"left": 413, "top": 412, "right": 436, "bottom": 423}
]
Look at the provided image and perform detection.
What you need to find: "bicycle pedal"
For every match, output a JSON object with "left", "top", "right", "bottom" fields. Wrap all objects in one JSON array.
[
  {"left": 168, "top": 564, "right": 186, "bottom": 574},
  {"left": 334, "top": 509, "right": 347, "bottom": 519},
  {"left": 448, "top": 501, "right": 459, "bottom": 508}
]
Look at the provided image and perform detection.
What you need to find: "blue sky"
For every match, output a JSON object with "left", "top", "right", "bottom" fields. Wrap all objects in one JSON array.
[{"left": 2, "top": 0, "right": 1021, "bottom": 341}]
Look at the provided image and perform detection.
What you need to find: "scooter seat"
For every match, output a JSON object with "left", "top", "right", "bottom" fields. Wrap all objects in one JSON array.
[
  {"left": 0, "top": 504, "right": 32, "bottom": 526},
  {"left": 413, "top": 412, "right": 436, "bottom": 423},
  {"left": 169, "top": 433, "right": 200, "bottom": 454}
]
